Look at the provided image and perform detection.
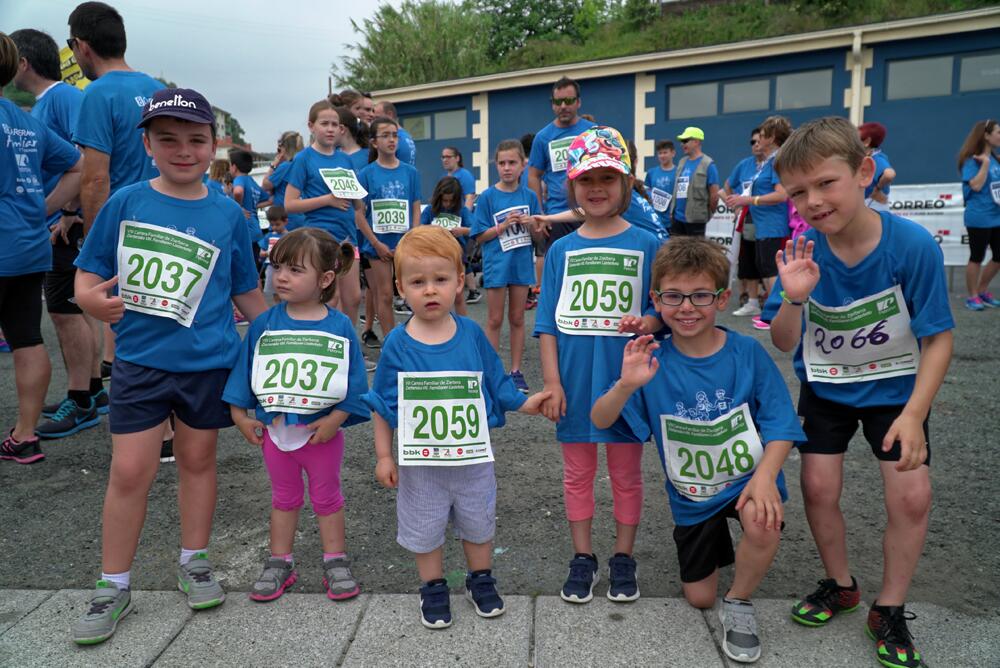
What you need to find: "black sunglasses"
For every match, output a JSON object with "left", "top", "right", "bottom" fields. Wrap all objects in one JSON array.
[
  {"left": 750, "top": 139, "right": 759, "bottom": 146},
  {"left": 66, "top": 37, "right": 78, "bottom": 50},
  {"left": 551, "top": 96, "right": 578, "bottom": 106}
]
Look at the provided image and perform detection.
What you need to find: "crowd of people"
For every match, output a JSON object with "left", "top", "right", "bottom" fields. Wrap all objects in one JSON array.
[{"left": 1, "top": 2, "right": 998, "bottom": 666}]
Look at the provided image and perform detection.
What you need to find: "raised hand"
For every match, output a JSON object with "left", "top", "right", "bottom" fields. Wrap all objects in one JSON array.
[
  {"left": 775, "top": 236, "right": 820, "bottom": 303},
  {"left": 619, "top": 334, "right": 659, "bottom": 390}
]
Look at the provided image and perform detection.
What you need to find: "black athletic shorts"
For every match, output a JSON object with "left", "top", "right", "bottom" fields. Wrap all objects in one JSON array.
[
  {"left": 544, "top": 221, "right": 581, "bottom": 252},
  {"left": 673, "top": 496, "right": 784, "bottom": 583},
  {"left": 670, "top": 217, "right": 707, "bottom": 237},
  {"left": 797, "top": 383, "right": 931, "bottom": 465},
  {"left": 45, "top": 221, "right": 85, "bottom": 314},
  {"left": 738, "top": 238, "right": 759, "bottom": 280},
  {"left": 754, "top": 237, "right": 785, "bottom": 279},
  {"left": 108, "top": 358, "right": 234, "bottom": 434},
  {"left": 967, "top": 226, "right": 1000, "bottom": 264},
  {"left": 0, "top": 272, "right": 45, "bottom": 350}
]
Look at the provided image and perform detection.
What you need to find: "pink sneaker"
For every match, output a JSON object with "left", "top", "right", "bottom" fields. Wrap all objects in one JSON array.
[{"left": 752, "top": 316, "right": 771, "bottom": 331}]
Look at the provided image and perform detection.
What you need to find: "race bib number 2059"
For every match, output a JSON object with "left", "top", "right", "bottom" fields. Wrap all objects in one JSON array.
[{"left": 398, "top": 371, "right": 493, "bottom": 467}]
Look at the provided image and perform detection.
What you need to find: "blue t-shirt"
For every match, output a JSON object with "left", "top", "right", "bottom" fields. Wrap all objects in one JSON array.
[
  {"left": 233, "top": 174, "right": 267, "bottom": 243},
  {"left": 32, "top": 82, "right": 84, "bottom": 225},
  {"left": 528, "top": 118, "right": 595, "bottom": 214},
  {"left": 749, "top": 155, "right": 787, "bottom": 239},
  {"left": 533, "top": 225, "right": 661, "bottom": 443},
  {"left": 762, "top": 212, "right": 955, "bottom": 407},
  {"left": 286, "top": 147, "right": 357, "bottom": 243},
  {"left": 260, "top": 231, "right": 285, "bottom": 264},
  {"left": 223, "top": 303, "right": 370, "bottom": 428},
  {"left": 625, "top": 191, "right": 669, "bottom": 244},
  {"left": 396, "top": 127, "right": 416, "bottom": 166},
  {"left": 471, "top": 185, "right": 540, "bottom": 289},
  {"left": 961, "top": 155, "right": 1000, "bottom": 229},
  {"left": 442, "top": 167, "right": 476, "bottom": 200},
  {"left": 726, "top": 156, "right": 758, "bottom": 194},
  {"left": 72, "top": 70, "right": 165, "bottom": 194},
  {"left": 207, "top": 179, "right": 225, "bottom": 195},
  {"left": 345, "top": 149, "right": 370, "bottom": 245},
  {"left": 362, "top": 314, "right": 526, "bottom": 428},
  {"left": 0, "top": 98, "right": 81, "bottom": 276},
  {"left": 865, "top": 150, "right": 893, "bottom": 200},
  {"left": 266, "top": 161, "right": 306, "bottom": 229},
  {"left": 358, "top": 161, "right": 422, "bottom": 257},
  {"left": 615, "top": 329, "right": 805, "bottom": 526},
  {"left": 673, "top": 156, "right": 720, "bottom": 223},
  {"left": 420, "top": 204, "right": 473, "bottom": 251},
  {"left": 644, "top": 164, "right": 676, "bottom": 229},
  {"left": 75, "top": 181, "right": 260, "bottom": 372}
]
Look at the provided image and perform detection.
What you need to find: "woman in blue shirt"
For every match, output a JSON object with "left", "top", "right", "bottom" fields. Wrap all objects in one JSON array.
[
  {"left": 440, "top": 147, "right": 476, "bottom": 210},
  {"left": 263, "top": 131, "right": 306, "bottom": 229},
  {"left": 957, "top": 119, "right": 1000, "bottom": 311}
]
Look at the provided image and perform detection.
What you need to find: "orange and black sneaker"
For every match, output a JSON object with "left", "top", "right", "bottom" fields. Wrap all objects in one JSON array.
[
  {"left": 866, "top": 603, "right": 921, "bottom": 668},
  {"left": 790, "top": 577, "right": 860, "bottom": 627}
]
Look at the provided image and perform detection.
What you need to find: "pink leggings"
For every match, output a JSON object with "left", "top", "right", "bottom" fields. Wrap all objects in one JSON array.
[
  {"left": 262, "top": 429, "right": 345, "bottom": 516},
  {"left": 561, "top": 442, "right": 643, "bottom": 525}
]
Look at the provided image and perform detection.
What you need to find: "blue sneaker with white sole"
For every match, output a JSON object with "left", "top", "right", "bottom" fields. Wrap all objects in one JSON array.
[
  {"left": 35, "top": 398, "right": 100, "bottom": 439},
  {"left": 561, "top": 553, "right": 599, "bottom": 604}
]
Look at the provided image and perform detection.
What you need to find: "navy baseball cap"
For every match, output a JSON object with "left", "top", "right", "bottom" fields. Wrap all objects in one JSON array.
[{"left": 137, "top": 88, "right": 216, "bottom": 129}]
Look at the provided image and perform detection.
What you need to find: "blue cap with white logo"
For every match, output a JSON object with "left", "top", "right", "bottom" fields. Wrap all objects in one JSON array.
[{"left": 137, "top": 88, "right": 216, "bottom": 129}]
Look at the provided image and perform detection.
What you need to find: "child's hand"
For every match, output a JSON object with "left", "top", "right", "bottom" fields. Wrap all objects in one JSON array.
[
  {"left": 619, "top": 314, "right": 658, "bottom": 335},
  {"left": 883, "top": 413, "right": 927, "bottom": 471},
  {"left": 619, "top": 335, "right": 659, "bottom": 390},
  {"left": 306, "top": 413, "right": 341, "bottom": 445},
  {"left": 775, "top": 236, "right": 820, "bottom": 303},
  {"left": 540, "top": 383, "right": 566, "bottom": 422},
  {"left": 326, "top": 194, "right": 350, "bottom": 210},
  {"left": 375, "top": 456, "right": 398, "bottom": 488},
  {"left": 77, "top": 275, "right": 125, "bottom": 323},
  {"left": 519, "top": 390, "right": 552, "bottom": 416},
  {"left": 736, "top": 470, "right": 783, "bottom": 531},
  {"left": 232, "top": 412, "right": 265, "bottom": 446}
]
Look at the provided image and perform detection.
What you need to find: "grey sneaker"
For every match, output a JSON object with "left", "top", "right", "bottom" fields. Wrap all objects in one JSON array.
[
  {"left": 719, "top": 597, "right": 761, "bottom": 663},
  {"left": 323, "top": 555, "right": 360, "bottom": 600},
  {"left": 72, "top": 580, "right": 132, "bottom": 645},
  {"left": 177, "top": 553, "right": 226, "bottom": 609},
  {"left": 249, "top": 557, "right": 297, "bottom": 602}
]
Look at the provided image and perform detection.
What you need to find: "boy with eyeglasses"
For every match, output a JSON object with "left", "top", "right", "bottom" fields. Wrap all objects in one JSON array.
[{"left": 592, "top": 237, "right": 804, "bottom": 664}]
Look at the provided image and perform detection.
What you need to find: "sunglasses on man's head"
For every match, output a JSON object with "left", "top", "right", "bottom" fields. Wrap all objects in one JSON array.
[{"left": 551, "top": 97, "right": 578, "bottom": 106}]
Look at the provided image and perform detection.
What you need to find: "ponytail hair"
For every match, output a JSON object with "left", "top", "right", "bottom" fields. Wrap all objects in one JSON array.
[{"left": 269, "top": 228, "right": 355, "bottom": 302}]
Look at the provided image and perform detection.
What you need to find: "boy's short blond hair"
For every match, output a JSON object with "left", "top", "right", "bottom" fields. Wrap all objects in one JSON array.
[
  {"left": 774, "top": 116, "right": 866, "bottom": 177},
  {"left": 652, "top": 237, "right": 730, "bottom": 290},
  {"left": 393, "top": 225, "right": 464, "bottom": 277}
]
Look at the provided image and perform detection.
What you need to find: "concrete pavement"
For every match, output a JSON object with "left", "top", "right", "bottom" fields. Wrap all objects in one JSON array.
[{"left": 2, "top": 589, "right": 997, "bottom": 667}]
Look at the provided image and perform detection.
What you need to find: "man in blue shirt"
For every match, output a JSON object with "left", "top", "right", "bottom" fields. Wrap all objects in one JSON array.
[
  {"left": 12, "top": 28, "right": 105, "bottom": 440},
  {"left": 528, "top": 76, "right": 596, "bottom": 252},
  {"left": 375, "top": 99, "right": 416, "bottom": 166}
]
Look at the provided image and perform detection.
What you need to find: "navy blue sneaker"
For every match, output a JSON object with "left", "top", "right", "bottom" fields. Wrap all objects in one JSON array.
[
  {"left": 419, "top": 578, "right": 452, "bottom": 629},
  {"left": 465, "top": 570, "right": 505, "bottom": 618},
  {"left": 560, "top": 553, "right": 599, "bottom": 604},
  {"left": 606, "top": 553, "right": 640, "bottom": 602},
  {"left": 35, "top": 398, "right": 100, "bottom": 440},
  {"left": 92, "top": 388, "right": 110, "bottom": 415},
  {"left": 509, "top": 370, "right": 529, "bottom": 394}
]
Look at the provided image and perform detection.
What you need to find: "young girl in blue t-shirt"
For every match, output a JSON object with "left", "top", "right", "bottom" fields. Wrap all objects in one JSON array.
[
  {"left": 472, "top": 140, "right": 540, "bottom": 393},
  {"left": 533, "top": 126, "right": 662, "bottom": 606},
  {"left": 421, "top": 176, "right": 472, "bottom": 315},
  {"left": 224, "top": 228, "right": 370, "bottom": 603}
]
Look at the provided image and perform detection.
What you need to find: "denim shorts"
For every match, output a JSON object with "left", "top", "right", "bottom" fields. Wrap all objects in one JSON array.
[
  {"left": 108, "top": 358, "right": 234, "bottom": 434},
  {"left": 396, "top": 462, "right": 496, "bottom": 553}
]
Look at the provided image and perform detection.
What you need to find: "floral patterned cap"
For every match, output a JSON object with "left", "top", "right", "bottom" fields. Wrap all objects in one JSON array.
[{"left": 566, "top": 126, "right": 631, "bottom": 180}]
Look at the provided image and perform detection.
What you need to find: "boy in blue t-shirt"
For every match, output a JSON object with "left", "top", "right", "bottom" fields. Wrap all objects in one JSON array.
[
  {"left": 643, "top": 139, "right": 677, "bottom": 231},
  {"left": 72, "top": 88, "right": 267, "bottom": 646},
  {"left": 765, "top": 117, "right": 954, "bottom": 668},
  {"left": 593, "top": 238, "right": 803, "bottom": 663},
  {"left": 363, "top": 226, "right": 549, "bottom": 630},
  {"left": 261, "top": 205, "right": 289, "bottom": 303}
]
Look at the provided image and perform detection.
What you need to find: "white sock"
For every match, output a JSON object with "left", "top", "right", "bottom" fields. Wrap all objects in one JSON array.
[
  {"left": 179, "top": 547, "right": 205, "bottom": 566},
  {"left": 747, "top": 298, "right": 759, "bottom": 307},
  {"left": 101, "top": 570, "right": 131, "bottom": 590}
]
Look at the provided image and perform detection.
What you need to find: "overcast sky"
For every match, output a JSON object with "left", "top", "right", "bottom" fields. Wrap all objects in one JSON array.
[{"left": 5, "top": 0, "right": 407, "bottom": 149}]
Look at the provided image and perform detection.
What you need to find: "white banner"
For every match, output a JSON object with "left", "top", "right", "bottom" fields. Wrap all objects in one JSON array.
[{"left": 703, "top": 183, "right": 986, "bottom": 267}]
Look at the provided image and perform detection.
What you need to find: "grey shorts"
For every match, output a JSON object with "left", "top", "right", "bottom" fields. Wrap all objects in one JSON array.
[
  {"left": 396, "top": 462, "right": 496, "bottom": 553},
  {"left": 262, "top": 264, "right": 275, "bottom": 296}
]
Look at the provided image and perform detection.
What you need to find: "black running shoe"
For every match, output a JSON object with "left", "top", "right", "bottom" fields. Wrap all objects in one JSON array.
[
  {"left": 100, "top": 360, "right": 113, "bottom": 381},
  {"left": 1, "top": 430, "right": 45, "bottom": 464},
  {"left": 361, "top": 329, "right": 381, "bottom": 349},
  {"left": 160, "top": 439, "right": 175, "bottom": 463},
  {"left": 867, "top": 603, "right": 922, "bottom": 668},
  {"left": 791, "top": 577, "right": 860, "bottom": 627}
]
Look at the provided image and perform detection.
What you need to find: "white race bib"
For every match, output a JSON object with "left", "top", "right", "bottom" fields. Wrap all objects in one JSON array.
[
  {"left": 251, "top": 330, "right": 351, "bottom": 414},
  {"left": 676, "top": 176, "right": 690, "bottom": 199},
  {"left": 319, "top": 167, "right": 367, "bottom": 199},
  {"left": 398, "top": 371, "right": 493, "bottom": 467},
  {"left": 661, "top": 403, "right": 763, "bottom": 502},
  {"left": 548, "top": 137, "right": 574, "bottom": 173},
  {"left": 802, "top": 285, "right": 919, "bottom": 384},
  {"left": 431, "top": 213, "right": 462, "bottom": 230},
  {"left": 116, "top": 221, "right": 219, "bottom": 328},
  {"left": 555, "top": 248, "right": 643, "bottom": 336},
  {"left": 650, "top": 187, "right": 672, "bottom": 212},
  {"left": 990, "top": 180, "right": 1000, "bottom": 206},
  {"left": 740, "top": 180, "right": 752, "bottom": 196},
  {"left": 494, "top": 205, "right": 531, "bottom": 252},
  {"left": 372, "top": 198, "right": 409, "bottom": 234}
]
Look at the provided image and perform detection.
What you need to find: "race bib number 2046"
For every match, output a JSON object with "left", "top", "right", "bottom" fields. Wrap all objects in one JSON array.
[{"left": 116, "top": 221, "right": 219, "bottom": 328}]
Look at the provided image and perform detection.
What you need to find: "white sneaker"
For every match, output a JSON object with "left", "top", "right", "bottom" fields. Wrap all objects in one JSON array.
[{"left": 733, "top": 302, "right": 761, "bottom": 317}]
